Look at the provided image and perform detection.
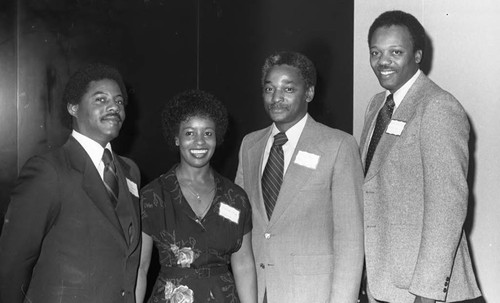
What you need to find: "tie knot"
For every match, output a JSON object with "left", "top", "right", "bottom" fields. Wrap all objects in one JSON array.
[
  {"left": 273, "top": 132, "right": 288, "bottom": 147},
  {"left": 102, "top": 148, "right": 113, "bottom": 166},
  {"left": 386, "top": 94, "right": 395, "bottom": 110}
]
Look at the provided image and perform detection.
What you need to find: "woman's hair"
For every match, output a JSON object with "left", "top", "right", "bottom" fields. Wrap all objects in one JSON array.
[{"left": 161, "top": 89, "right": 228, "bottom": 150}]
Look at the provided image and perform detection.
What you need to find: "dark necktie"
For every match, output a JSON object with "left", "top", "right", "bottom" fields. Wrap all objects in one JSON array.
[
  {"left": 102, "top": 148, "right": 119, "bottom": 207},
  {"left": 262, "top": 132, "right": 288, "bottom": 220},
  {"left": 365, "top": 94, "right": 395, "bottom": 174}
]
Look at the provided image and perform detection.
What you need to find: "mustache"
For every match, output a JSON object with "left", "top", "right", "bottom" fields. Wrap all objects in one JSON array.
[
  {"left": 268, "top": 104, "right": 289, "bottom": 110},
  {"left": 102, "top": 113, "right": 122, "bottom": 122}
]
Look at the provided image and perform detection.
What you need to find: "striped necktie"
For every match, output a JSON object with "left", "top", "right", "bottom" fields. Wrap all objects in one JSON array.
[
  {"left": 102, "top": 148, "right": 119, "bottom": 207},
  {"left": 365, "top": 94, "right": 395, "bottom": 174},
  {"left": 262, "top": 132, "right": 288, "bottom": 220}
]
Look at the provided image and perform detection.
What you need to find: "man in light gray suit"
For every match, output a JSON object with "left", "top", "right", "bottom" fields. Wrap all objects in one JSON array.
[
  {"left": 235, "top": 51, "right": 364, "bottom": 303},
  {"left": 360, "top": 10, "right": 482, "bottom": 303}
]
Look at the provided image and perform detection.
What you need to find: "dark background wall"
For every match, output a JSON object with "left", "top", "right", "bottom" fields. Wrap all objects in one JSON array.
[
  {"left": 0, "top": 0, "right": 354, "bottom": 225},
  {"left": 0, "top": 0, "right": 17, "bottom": 235},
  {"left": 0, "top": 0, "right": 351, "bottom": 300}
]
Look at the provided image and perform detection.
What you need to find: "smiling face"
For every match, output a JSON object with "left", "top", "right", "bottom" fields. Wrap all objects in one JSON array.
[
  {"left": 67, "top": 78, "right": 125, "bottom": 147},
  {"left": 263, "top": 64, "right": 314, "bottom": 132},
  {"left": 175, "top": 116, "right": 217, "bottom": 169},
  {"left": 370, "top": 25, "right": 422, "bottom": 93}
]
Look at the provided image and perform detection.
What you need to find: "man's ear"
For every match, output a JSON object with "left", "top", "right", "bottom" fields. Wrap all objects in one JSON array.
[
  {"left": 415, "top": 49, "right": 423, "bottom": 64},
  {"left": 67, "top": 103, "right": 78, "bottom": 117},
  {"left": 306, "top": 86, "right": 315, "bottom": 103}
]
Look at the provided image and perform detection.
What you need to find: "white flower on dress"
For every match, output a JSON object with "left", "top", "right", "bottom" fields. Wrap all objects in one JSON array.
[
  {"left": 164, "top": 281, "right": 176, "bottom": 300},
  {"left": 170, "top": 244, "right": 196, "bottom": 268},
  {"left": 164, "top": 281, "right": 194, "bottom": 303}
]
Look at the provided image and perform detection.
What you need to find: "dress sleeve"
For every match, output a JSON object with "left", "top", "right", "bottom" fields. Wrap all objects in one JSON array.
[
  {"left": 228, "top": 181, "right": 252, "bottom": 253},
  {"left": 228, "top": 180, "right": 252, "bottom": 236},
  {"left": 241, "top": 193, "right": 252, "bottom": 235},
  {"left": 140, "top": 180, "right": 161, "bottom": 236}
]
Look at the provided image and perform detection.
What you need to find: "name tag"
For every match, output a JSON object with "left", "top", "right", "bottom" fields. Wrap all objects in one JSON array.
[
  {"left": 219, "top": 203, "right": 240, "bottom": 224},
  {"left": 386, "top": 120, "right": 406, "bottom": 136},
  {"left": 126, "top": 178, "right": 139, "bottom": 197},
  {"left": 294, "top": 151, "right": 320, "bottom": 169}
]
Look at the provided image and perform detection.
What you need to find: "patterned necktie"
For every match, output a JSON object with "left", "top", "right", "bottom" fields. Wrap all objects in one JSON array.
[
  {"left": 365, "top": 94, "right": 395, "bottom": 174},
  {"left": 102, "top": 148, "right": 119, "bottom": 207},
  {"left": 262, "top": 132, "right": 288, "bottom": 220}
]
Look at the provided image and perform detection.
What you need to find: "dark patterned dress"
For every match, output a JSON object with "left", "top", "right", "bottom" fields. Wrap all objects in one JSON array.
[{"left": 141, "top": 165, "right": 252, "bottom": 303}]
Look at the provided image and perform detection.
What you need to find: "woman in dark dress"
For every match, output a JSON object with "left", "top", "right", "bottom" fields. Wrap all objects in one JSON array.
[{"left": 136, "top": 90, "right": 257, "bottom": 303}]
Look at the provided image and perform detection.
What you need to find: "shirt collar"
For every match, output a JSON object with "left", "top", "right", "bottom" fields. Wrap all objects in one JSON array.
[
  {"left": 270, "top": 113, "right": 308, "bottom": 142},
  {"left": 387, "top": 69, "right": 421, "bottom": 109},
  {"left": 71, "top": 130, "right": 113, "bottom": 169}
]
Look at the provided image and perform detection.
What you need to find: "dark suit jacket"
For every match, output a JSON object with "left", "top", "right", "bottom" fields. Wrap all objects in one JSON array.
[
  {"left": 235, "top": 116, "right": 364, "bottom": 303},
  {"left": 0, "top": 137, "right": 141, "bottom": 303},
  {"left": 360, "top": 73, "right": 481, "bottom": 302}
]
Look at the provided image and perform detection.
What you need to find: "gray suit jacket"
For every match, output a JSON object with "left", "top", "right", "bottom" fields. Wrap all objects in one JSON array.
[
  {"left": 236, "top": 116, "right": 364, "bottom": 303},
  {"left": 360, "top": 73, "right": 481, "bottom": 302}
]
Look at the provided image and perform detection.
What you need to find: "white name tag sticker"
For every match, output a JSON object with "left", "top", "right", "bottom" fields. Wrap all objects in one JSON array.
[
  {"left": 294, "top": 151, "right": 320, "bottom": 169},
  {"left": 126, "top": 178, "right": 139, "bottom": 197},
  {"left": 386, "top": 120, "right": 406, "bottom": 136},
  {"left": 219, "top": 203, "right": 240, "bottom": 224}
]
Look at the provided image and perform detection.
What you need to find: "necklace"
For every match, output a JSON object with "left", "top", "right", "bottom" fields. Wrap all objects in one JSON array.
[
  {"left": 182, "top": 182, "right": 216, "bottom": 203},
  {"left": 179, "top": 180, "right": 216, "bottom": 219},
  {"left": 196, "top": 197, "right": 213, "bottom": 220}
]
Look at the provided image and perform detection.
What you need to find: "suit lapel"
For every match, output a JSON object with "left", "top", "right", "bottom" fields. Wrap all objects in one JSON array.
[
  {"left": 65, "top": 137, "right": 127, "bottom": 248},
  {"left": 360, "top": 94, "right": 385, "bottom": 164},
  {"left": 115, "top": 156, "right": 141, "bottom": 249},
  {"left": 365, "top": 73, "right": 427, "bottom": 180},
  {"left": 248, "top": 127, "right": 273, "bottom": 223},
  {"left": 268, "top": 118, "right": 319, "bottom": 227}
]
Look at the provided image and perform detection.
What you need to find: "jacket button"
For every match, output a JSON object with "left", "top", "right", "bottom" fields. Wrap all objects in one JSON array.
[
  {"left": 260, "top": 263, "right": 265, "bottom": 269},
  {"left": 121, "top": 290, "right": 126, "bottom": 296},
  {"left": 443, "top": 288, "right": 447, "bottom": 293},
  {"left": 264, "top": 233, "right": 271, "bottom": 239}
]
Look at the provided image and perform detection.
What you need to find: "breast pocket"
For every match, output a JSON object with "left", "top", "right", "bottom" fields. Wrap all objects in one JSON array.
[
  {"left": 397, "top": 122, "right": 419, "bottom": 146},
  {"left": 298, "top": 174, "right": 330, "bottom": 191}
]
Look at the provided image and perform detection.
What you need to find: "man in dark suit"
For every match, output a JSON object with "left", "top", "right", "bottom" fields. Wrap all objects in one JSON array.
[
  {"left": 235, "top": 51, "right": 364, "bottom": 303},
  {"left": 0, "top": 64, "right": 141, "bottom": 303},
  {"left": 360, "top": 11, "right": 481, "bottom": 303}
]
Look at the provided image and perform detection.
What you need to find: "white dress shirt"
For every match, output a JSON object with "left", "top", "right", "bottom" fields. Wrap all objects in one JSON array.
[
  {"left": 261, "top": 113, "right": 309, "bottom": 176},
  {"left": 388, "top": 69, "right": 421, "bottom": 111},
  {"left": 71, "top": 130, "right": 113, "bottom": 180},
  {"left": 367, "top": 69, "right": 422, "bottom": 144}
]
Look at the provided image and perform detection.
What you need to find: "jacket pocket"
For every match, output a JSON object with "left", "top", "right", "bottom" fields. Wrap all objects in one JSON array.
[
  {"left": 292, "top": 254, "right": 333, "bottom": 303},
  {"left": 293, "top": 254, "right": 334, "bottom": 275}
]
